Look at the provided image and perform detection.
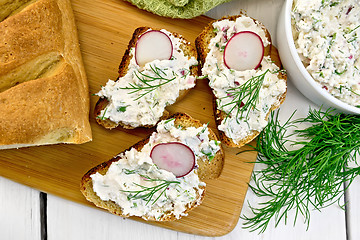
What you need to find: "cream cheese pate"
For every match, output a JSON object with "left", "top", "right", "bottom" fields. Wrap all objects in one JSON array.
[
  {"left": 91, "top": 118, "right": 221, "bottom": 220},
  {"left": 292, "top": 0, "right": 360, "bottom": 107},
  {"left": 201, "top": 16, "right": 287, "bottom": 144},
  {"left": 96, "top": 29, "right": 198, "bottom": 128}
]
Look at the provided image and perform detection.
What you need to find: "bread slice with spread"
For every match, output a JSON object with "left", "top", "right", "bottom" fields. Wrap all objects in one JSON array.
[
  {"left": 94, "top": 27, "right": 199, "bottom": 129},
  {"left": 195, "top": 14, "right": 287, "bottom": 148},
  {"left": 81, "top": 112, "right": 224, "bottom": 221}
]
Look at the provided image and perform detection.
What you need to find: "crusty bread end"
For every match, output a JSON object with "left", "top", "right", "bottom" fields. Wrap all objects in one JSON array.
[{"left": 0, "top": 0, "right": 92, "bottom": 149}]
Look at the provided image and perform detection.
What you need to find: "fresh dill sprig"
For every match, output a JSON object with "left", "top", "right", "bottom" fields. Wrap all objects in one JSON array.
[
  {"left": 120, "top": 172, "right": 180, "bottom": 205},
  {"left": 240, "top": 108, "right": 360, "bottom": 233},
  {"left": 220, "top": 70, "right": 269, "bottom": 123},
  {"left": 120, "top": 64, "right": 176, "bottom": 100}
]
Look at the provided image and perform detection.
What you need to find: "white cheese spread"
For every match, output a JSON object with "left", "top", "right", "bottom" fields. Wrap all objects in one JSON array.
[
  {"left": 91, "top": 118, "right": 221, "bottom": 220},
  {"left": 201, "top": 17, "right": 287, "bottom": 144},
  {"left": 96, "top": 29, "right": 198, "bottom": 128},
  {"left": 292, "top": 0, "right": 360, "bottom": 107}
]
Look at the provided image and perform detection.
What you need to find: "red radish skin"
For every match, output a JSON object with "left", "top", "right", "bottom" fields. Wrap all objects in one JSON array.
[
  {"left": 150, "top": 142, "right": 195, "bottom": 178},
  {"left": 135, "top": 30, "right": 173, "bottom": 66},
  {"left": 223, "top": 31, "right": 264, "bottom": 71}
]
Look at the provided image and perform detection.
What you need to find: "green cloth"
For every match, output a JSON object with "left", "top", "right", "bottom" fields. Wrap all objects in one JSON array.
[{"left": 125, "top": 0, "right": 231, "bottom": 19}]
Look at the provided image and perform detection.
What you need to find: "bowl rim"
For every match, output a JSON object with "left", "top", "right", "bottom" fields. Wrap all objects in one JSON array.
[{"left": 284, "top": 0, "right": 360, "bottom": 114}]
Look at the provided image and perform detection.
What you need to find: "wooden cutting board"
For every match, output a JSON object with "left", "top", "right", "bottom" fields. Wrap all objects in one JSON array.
[{"left": 0, "top": 0, "right": 282, "bottom": 236}]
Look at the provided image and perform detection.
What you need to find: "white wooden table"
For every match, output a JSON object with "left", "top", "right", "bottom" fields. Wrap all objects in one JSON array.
[{"left": 1, "top": 0, "right": 359, "bottom": 239}]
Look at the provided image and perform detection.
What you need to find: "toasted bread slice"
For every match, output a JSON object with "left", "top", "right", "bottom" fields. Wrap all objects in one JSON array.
[
  {"left": 195, "top": 14, "right": 287, "bottom": 148},
  {"left": 81, "top": 112, "right": 224, "bottom": 221},
  {"left": 94, "top": 27, "right": 199, "bottom": 130}
]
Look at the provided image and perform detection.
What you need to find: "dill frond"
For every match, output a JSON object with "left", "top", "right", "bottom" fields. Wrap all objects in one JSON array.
[{"left": 240, "top": 108, "right": 360, "bottom": 233}]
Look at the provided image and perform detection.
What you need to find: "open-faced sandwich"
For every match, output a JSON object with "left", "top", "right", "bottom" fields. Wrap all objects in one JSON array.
[
  {"left": 81, "top": 112, "right": 224, "bottom": 221},
  {"left": 0, "top": 0, "right": 92, "bottom": 149},
  {"left": 195, "top": 14, "right": 287, "bottom": 148},
  {"left": 94, "top": 27, "right": 199, "bottom": 129}
]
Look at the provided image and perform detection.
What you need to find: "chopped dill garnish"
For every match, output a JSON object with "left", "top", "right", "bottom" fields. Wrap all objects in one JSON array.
[
  {"left": 180, "top": 69, "right": 191, "bottom": 79},
  {"left": 201, "top": 150, "right": 215, "bottom": 161},
  {"left": 197, "top": 122, "right": 209, "bottom": 136},
  {"left": 123, "top": 169, "right": 137, "bottom": 175},
  {"left": 326, "top": 33, "right": 336, "bottom": 56},
  {"left": 117, "top": 106, "right": 127, "bottom": 112},
  {"left": 215, "top": 63, "right": 221, "bottom": 72},
  {"left": 240, "top": 108, "right": 360, "bottom": 233},
  {"left": 334, "top": 69, "right": 347, "bottom": 75},
  {"left": 164, "top": 118, "right": 175, "bottom": 124},
  {"left": 197, "top": 75, "right": 208, "bottom": 80},
  {"left": 318, "top": 71, "right": 324, "bottom": 77},
  {"left": 348, "top": 24, "right": 360, "bottom": 34},
  {"left": 335, "top": 85, "right": 360, "bottom": 97},
  {"left": 96, "top": 108, "right": 108, "bottom": 120},
  {"left": 330, "top": 1, "right": 339, "bottom": 7}
]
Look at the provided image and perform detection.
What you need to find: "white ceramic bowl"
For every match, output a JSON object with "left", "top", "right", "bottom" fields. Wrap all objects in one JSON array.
[{"left": 276, "top": 0, "right": 360, "bottom": 115}]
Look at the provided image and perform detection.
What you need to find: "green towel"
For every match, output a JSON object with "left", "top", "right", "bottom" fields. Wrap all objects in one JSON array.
[{"left": 125, "top": 0, "right": 231, "bottom": 19}]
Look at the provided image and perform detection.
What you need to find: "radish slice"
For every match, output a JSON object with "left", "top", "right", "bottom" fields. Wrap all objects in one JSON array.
[
  {"left": 150, "top": 142, "right": 195, "bottom": 178},
  {"left": 223, "top": 31, "right": 264, "bottom": 71},
  {"left": 135, "top": 30, "right": 173, "bottom": 66}
]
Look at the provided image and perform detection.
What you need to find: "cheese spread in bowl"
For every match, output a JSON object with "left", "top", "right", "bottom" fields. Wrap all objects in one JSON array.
[{"left": 277, "top": 0, "right": 360, "bottom": 114}]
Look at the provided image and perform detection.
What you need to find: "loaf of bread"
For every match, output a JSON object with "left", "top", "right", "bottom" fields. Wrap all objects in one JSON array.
[
  {"left": 81, "top": 112, "right": 224, "bottom": 221},
  {"left": 195, "top": 14, "right": 287, "bottom": 148},
  {"left": 94, "top": 27, "right": 199, "bottom": 129},
  {"left": 0, "top": 0, "right": 92, "bottom": 149}
]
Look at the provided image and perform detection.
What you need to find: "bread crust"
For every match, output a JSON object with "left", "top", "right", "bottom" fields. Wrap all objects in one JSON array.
[
  {"left": 195, "top": 14, "right": 287, "bottom": 148},
  {"left": 0, "top": 0, "right": 92, "bottom": 149},
  {"left": 94, "top": 27, "right": 199, "bottom": 129},
  {"left": 81, "top": 112, "right": 224, "bottom": 221}
]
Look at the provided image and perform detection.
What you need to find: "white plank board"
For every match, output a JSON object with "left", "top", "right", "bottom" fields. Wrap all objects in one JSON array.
[
  {"left": 0, "top": 176, "right": 41, "bottom": 240},
  {"left": 47, "top": 194, "right": 187, "bottom": 240},
  {"left": 346, "top": 167, "right": 360, "bottom": 240},
  {"left": 220, "top": 195, "right": 346, "bottom": 240}
]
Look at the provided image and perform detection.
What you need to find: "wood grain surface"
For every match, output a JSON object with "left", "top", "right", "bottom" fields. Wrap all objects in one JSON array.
[{"left": 0, "top": 0, "right": 276, "bottom": 236}]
